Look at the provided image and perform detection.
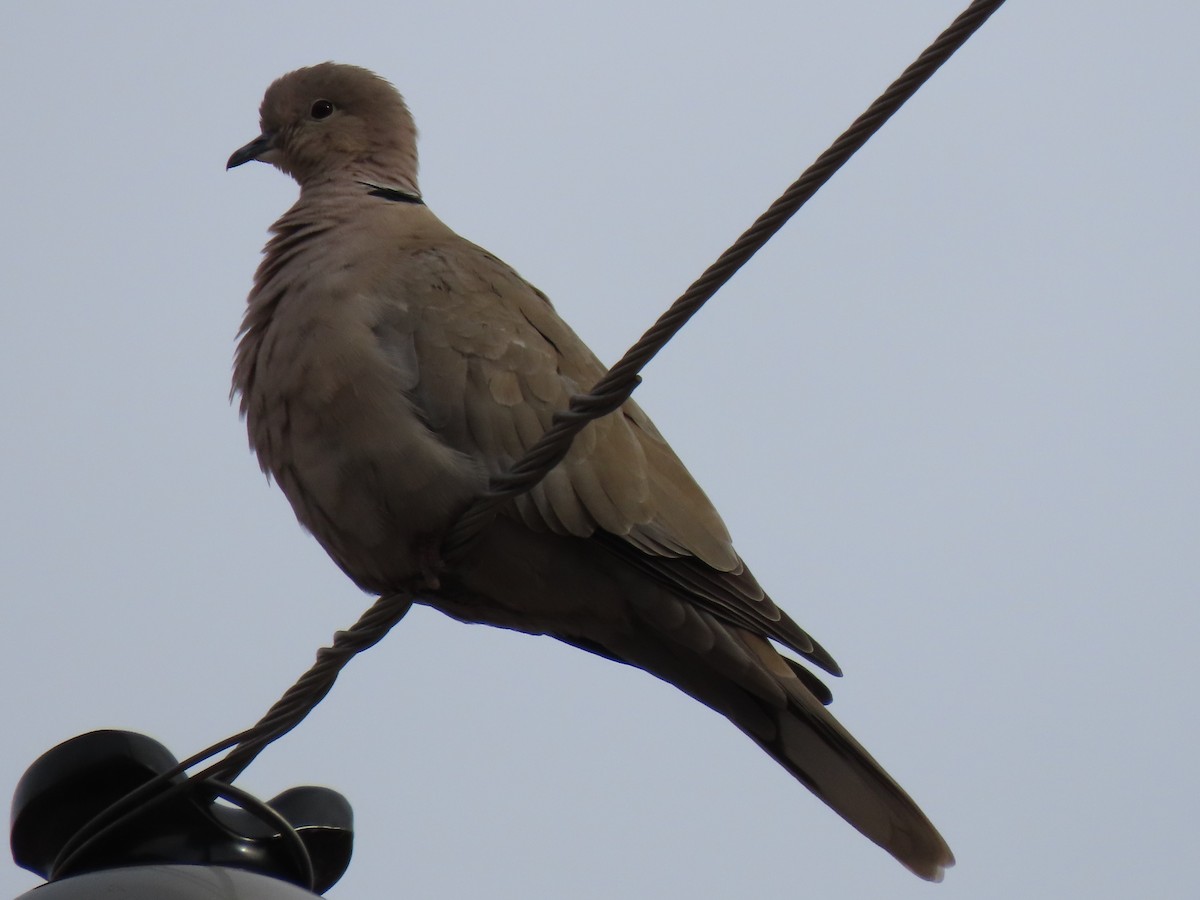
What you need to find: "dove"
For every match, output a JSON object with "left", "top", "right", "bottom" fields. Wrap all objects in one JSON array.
[{"left": 228, "top": 62, "right": 954, "bottom": 881}]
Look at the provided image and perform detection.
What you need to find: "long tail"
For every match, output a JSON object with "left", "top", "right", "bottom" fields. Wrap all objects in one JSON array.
[
  {"left": 608, "top": 616, "right": 955, "bottom": 881},
  {"left": 742, "top": 631, "right": 954, "bottom": 880}
]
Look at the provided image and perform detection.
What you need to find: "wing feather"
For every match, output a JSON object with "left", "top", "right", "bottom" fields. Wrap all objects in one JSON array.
[{"left": 384, "top": 239, "right": 839, "bottom": 672}]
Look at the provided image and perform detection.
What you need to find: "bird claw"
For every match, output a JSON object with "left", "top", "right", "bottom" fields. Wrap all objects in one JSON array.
[{"left": 416, "top": 537, "right": 444, "bottom": 591}]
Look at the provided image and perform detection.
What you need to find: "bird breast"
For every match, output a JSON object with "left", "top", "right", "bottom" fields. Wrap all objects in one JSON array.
[{"left": 237, "top": 208, "right": 486, "bottom": 592}]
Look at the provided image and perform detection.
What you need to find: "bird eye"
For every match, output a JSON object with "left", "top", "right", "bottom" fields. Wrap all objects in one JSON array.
[{"left": 310, "top": 100, "right": 335, "bottom": 120}]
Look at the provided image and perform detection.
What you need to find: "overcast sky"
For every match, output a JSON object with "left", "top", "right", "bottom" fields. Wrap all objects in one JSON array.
[{"left": 2, "top": 3, "right": 1197, "bottom": 898}]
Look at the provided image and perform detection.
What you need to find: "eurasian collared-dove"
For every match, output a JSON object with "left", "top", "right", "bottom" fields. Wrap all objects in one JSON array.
[{"left": 228, "top": 62, "right": 953, "bottom": 881}]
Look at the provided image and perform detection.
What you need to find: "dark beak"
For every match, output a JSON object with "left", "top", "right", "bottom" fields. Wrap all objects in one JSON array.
[{"left": 227, "top": 132, "right": 276, "bottom": 170}]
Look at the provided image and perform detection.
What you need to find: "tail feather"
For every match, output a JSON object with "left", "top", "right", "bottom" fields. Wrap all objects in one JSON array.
[
  {"left": 742, "top": 632, "right": 955, "bottom": 881},
  {"left": 610, "top": 607, "right": 954, "bottom": 881}
]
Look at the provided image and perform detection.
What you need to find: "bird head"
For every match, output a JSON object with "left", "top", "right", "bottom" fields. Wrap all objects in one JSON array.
[{"left": 227, "top": 62, "right": 420, "bottom": 194}]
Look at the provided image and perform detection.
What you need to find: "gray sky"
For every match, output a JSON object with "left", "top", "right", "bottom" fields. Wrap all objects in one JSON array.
[{"left": 2, "top": 2, "right": 1196, "bottom": 898}]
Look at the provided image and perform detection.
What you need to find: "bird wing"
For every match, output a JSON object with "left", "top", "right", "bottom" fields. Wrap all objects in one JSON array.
[{"left": 381, "top": 231, "right": 837, "bottom": 673}]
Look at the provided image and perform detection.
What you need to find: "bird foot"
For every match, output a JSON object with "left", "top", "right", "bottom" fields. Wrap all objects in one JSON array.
[{"left": 416, "top": 537, "right": 444, "bottom": 591}]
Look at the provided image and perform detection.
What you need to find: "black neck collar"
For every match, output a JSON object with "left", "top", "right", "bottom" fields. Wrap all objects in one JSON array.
[{"left": 359, "top": 182, "right": 424, "bottom": 204}]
